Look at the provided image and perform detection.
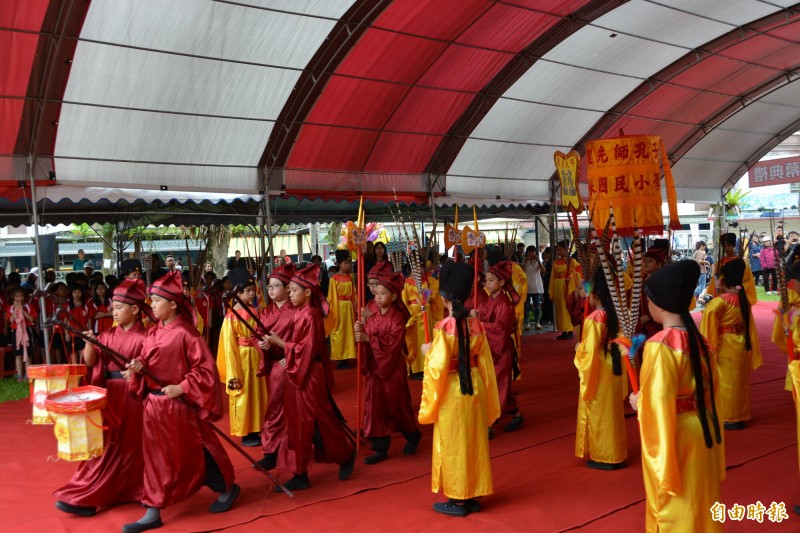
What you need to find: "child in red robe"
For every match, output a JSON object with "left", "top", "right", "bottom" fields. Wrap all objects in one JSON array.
[
  {"left": 263, "top": 265, "right": 356, "bottom": 491},
  {"left": 354, "top": 271, "right": 421, "bottom": 464},
  {"left": 473, "top": 256, "right": 523, "bottom": 435},
  {"left": 88, "top": 281, "right": 113, "bottom": 335},
  {"left": 54, "top": 278, "right": 152, "bottom": 516},
  {"left": 254, "top": 262, "right": 298, "bottom": 471},
  {"left": 125, "top": 270, "right": 239, "bottom": 532}
]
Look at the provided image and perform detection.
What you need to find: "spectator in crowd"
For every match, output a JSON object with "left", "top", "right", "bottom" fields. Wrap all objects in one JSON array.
[
  {"left": 522, "top": 246, "right": 545, "bottom": 330},
  {"left": 788, "top": 231, "right": 800, "bottom": 247},
  {"left": 72, "top": 249, "right": 88, "bottom": 271},
  {"left": 775, "top": 226, "right": 786, "bottom": 256},
  {"left": 540, "top": 247, "right": 553, "bottom": 326},
  {"left": 513, "top": 243, "right": 525, "bottom": 264},
  {"left": 748, "top": 234, "right": 762, "bottom": 286},
  {"left": 759, "top": 236, "right": 779, "bottom": 294},
  {"left": 227, "top": 250, "right": 247, "bottom": 270},
  {"left": 692, "top": 241, "right": 710, "bottom": 299}
]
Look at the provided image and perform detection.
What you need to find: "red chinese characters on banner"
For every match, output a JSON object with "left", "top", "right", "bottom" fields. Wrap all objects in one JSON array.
[
  {"left": 586, "top": 135, "right": 680, "bottom": 236},
  {"left": 748, "top": 156, "right": 800, "bottom": 188}
]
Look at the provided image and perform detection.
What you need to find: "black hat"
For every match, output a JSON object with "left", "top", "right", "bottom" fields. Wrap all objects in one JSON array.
[
  {"left": 644, "top": 260, "right": 700, "bottom": 314},
  {"left": 335, "top": 249, "right": 351, "bottom": 264},
  {"left": 651, "top": 238, "right": 670, "bottom": 251},
  {"left": 556, "top": 239, "right": 570, "bottom": 250},
  {"left": 720, "top": 258, "right": 745, "bottom": 287},
  {"left": 227, "top": 267, "right": 254, "bottom": 290},
  {"left": 487, "top": 247, "right": 505, "bottom": 267},
  {"left": 119, "top": 259, "right": 142, "bottom": 276},
  {"left": 720, "top": 232, "right": 737, "bottom": 247},
  {"left": 439, "top": 261, "right": 473, "bottom": 302},
  {"left": 181, "top": 270, "right": 191, "bottom": 288}
]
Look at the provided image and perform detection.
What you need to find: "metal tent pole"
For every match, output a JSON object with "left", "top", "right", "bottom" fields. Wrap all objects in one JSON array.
[{"left": 28, "top": 155, "right": 51, "bottom": 365}]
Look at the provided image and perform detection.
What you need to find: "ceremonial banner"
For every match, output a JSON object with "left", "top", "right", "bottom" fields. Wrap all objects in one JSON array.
[
  {"left": 586, "top": 135, "right": 680, "bottom": 236},
  {"left": 554, "top": 150, "right": 583, "bottom": 213}
]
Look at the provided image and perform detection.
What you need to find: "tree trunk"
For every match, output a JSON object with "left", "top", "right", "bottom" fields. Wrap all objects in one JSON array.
[
  {"left": 102, "top": 225, "right": 115, "bottom": 275},
  {"left": 205, "top": 225, "right": 231, "bottom": 276}
]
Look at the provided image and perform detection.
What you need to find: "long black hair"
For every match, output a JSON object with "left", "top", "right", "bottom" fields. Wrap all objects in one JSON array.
[
  {"left": 592, "top": 271, "right": 621, "bottom": 376},
  {"left": 680, "top": 310, "right": 722, "bottom": 448},
  {"left": 721, "top": 263, "right": 751, "bottom": 351},
  {"left": 451, "top": 298, "right": 474, "bottom": 396}
]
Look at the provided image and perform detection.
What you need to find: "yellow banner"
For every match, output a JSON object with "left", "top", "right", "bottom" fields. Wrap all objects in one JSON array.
[
  {"left": 554, "top": 150, "right": 583, "bottom": 214},
  {"left": 585, "top": 135, "right": 680, "bottom": 235}
]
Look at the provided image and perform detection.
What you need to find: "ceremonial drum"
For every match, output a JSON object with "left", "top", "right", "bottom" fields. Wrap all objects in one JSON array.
[
  {"left": 45, "top": 386, "right": 107, "bottom": 461},
  {"left": 27, "top": 364, "right": 87, "bottom": 425}
]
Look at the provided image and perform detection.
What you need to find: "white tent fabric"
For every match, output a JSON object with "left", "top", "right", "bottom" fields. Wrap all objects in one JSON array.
[{"left": 4, "top": 0, "right": 800, "bottom": 210}]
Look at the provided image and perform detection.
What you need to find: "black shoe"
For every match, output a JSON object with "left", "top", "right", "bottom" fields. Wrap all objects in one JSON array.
[
  {"left": 242, "top": 433, "right": 262, "bottom": 447},
  {"left": 409, "top": 371, "right": 424, "bottom": 381},
  {"left": 402, "top": 431, "right": 421, "bottom": 455},
  {"left": 275, "top": 473, "right": 310, "bottom": 492},
  {"left": 794, "top": 504, "right": 800, "bottom": 516},
  {"left": 253, "top": 452, "right": 277, "bottom": 471},
  {"left": 465, "top": 499, "right": 481, "bottom": 513},
  {"left": 503, "top": 414, "right": 523, "bottom": 432},
  {"left": 339, "top": 452, "right": 356, "bottom": 480},
  {"left": 336, "top": 361, "right": 349, "bottom": 370},
  {"left": 724, "top": 421, "right": 746, "bottom": 431},
  {"left": 488, "top": 427, "right": 494, "bottom": 440},
  {"left": 433, "top": 500, "right": 468, "bottom": 517},
  {"left": 55, "top": 500, "right": 96, "bottom": 517},
  {"left": 364, "top": 451, "right": 388, "bottom": 465},
  {"left": 587, "top": 460, "right": 627, "bottom": 471},
  {"left": 122, "top": 519, "right": 163, "bottom": 533},
  {"left": 209, "top": 483, "right": 240, "bottom": 513},
  {"left": 555, "top": 332, "right": 574, "bottom": 340}
]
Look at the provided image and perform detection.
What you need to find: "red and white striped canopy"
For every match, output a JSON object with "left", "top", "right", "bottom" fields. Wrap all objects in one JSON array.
[{"left": 3, "top": 0, "right": 800, "bottom": 207}]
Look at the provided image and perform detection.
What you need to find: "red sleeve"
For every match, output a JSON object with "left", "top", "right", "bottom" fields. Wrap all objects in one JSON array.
[
  {"left": 284, "top": 310, "right": 318, "bottom": 389},
  {"left": 365, "top": 309, "right": 406, "bottom": 379},
  {"left": 178, "top": 329, "right": 224, "bottom": 422}
]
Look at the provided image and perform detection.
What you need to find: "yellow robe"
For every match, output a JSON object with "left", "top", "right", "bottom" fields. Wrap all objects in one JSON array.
[
  {"left": 638, "top": 328, "right": 725, "bottom": 533},
  {"left": 511, "top": 263, "right": 527, "bottom": 357},
  {"left": 707, "top": 255, "right": 757, "bottom": 305},
  {"left": 700, "top": 292, "right": 762, "bottom": 423},
  {"left": 788, "top": 360, "right": 800, "bottom": 470},
  {"left": 418, "top": 316, "right": 500, "bottom": 500},
  {"left": 402, "top": 276, "right": 442, "bottom": 374},
  {"left": 574, "top": 310, "right": 627, "bottom": 464},
  {"left": 548, "top": 257, "right": 581, "bottom": 333},
  {"left": 324, "top": 273, "right": 357, "bottom": 361},
  {"left": 216, "top": 309, "right": 268, "bottom": 436},
  {"left": 770, "top": 281, "right": 800, "bottom": 392}
]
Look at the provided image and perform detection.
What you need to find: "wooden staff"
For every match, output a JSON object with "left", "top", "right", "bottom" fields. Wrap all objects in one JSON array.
[
  {"left": 45, "top": 314, "right": 293, "bottom": 497},
  {"left": 355, "top": 197, "right": 365, "bottom": 451}
]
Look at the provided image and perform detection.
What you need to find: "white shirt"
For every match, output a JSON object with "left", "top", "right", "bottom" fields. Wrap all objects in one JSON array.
[{"left": 524, "top": 259, "right": 544, "bottom": 294}]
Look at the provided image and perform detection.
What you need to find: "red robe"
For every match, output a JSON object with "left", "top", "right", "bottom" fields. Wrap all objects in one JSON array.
[
  {"left": 256, "top": 301, "right": 297, "bottom": 455},
  {"left": 362, "top": 304, "right": 418, "bottom": 437},
  {"left": 53, "top": 321, "right": 147, "bottom": 506},
  {"left": 88, "top": 298, "right": 113, "bottom": 334},
  {"left": 281, "top": 302, "right": 354, "bottom": 474},
  {"left": 130, "top": 315, "right": 235, "bottom": 508},
  {"left": 477, "top": 291, "right": 518, "bottom": 414}
]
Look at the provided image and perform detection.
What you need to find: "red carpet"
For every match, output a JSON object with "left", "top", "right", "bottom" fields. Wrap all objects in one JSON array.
[{"left": 1, "top": 302, "right": 797, "bottom": 532}]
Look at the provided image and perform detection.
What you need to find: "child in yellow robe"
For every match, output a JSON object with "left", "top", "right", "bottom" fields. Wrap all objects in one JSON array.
[
  {"left": 700, "top": 258, "right": 761, "bottom": 430},
  {"left": 510, "top": 261, "right": 527, "bottom": 357},
  {"left": 403, "top": 257, "right": 442, "bottom": 379},
  {"left": 574, "top": 270, "right": 627, "bottom": 469},
  {"left": 325, "top": 250, "right": 357, "bottom": 366},
  {"left": 707, "top": 232, "right": 758, "bottom": 305},
  {"left": 217, "top": 268, "right": 268, "bottom": 446},
  {"left": 630, "top": 260, "right": 725, "bottom": 533},
  {"left": 419, "top": 262, "right": 500, "bottom": 517},
  {"left": 548, "top": 240, "right": 582, "bottom": 340}
]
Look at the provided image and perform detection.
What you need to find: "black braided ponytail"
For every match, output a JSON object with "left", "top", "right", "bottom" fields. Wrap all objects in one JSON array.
[
  {"left": 451, "top": 298, "right": 474, "bottom": 395},
  {"left": 680, "top": 311, "right": 722, "bottom": 448},
  {"left": 592, "top": 271, "right": 622, "bottom": 376}
]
